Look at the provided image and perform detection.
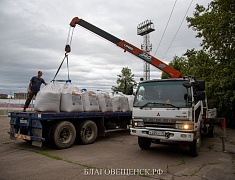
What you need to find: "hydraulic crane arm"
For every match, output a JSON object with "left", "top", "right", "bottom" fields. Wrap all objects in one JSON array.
[{"left": 66, "top": 17, "right": 184, "bottom": 78}]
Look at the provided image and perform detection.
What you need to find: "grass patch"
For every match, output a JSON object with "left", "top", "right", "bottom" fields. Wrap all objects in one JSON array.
[
  {"left": 0, "top": 109, "right": 8, "bottom": 115},
  {"left": 64, "top": 159, "right": 97, "bottom": 168},
  {"left": 3, "top": 141, "right": 14, "bottom": 144},
  {"left": 33, "top": 150, "right": 63, "bottom": 160},
  {"left": 207, "top": 144, "right": 214, "bottom": 151}
]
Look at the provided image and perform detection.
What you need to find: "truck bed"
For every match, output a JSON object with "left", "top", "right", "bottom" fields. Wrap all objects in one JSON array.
[
  {"left": 9, "top": 111, "right": 132, "bottom": 120},
  {"left": 8, "top": 111, "right": 132, "bottom": 148}
]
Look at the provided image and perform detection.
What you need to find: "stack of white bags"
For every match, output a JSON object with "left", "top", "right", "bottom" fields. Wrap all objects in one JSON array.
[{"left": 34, "top": 81, "right": 134, "bottom": 113}]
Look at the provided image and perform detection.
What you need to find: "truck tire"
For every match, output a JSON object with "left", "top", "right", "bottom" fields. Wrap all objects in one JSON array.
[
  {"left": 52, "top": 121, "right": 76, "bottom": 149},
  {"left": 138, "top": 137, "right": 151, "bottom": 150},
  {"left": 207, "top": 126, "right": 214, "bottom": 138},
  {"left": 77, "top": 120, "right": 98, "bottom": 145},
  {"left": 189, "top": 134, "right": 201, "bottom": 157},
  {"left": 48, "top": 124, "right": 56, "bottom": 147}
]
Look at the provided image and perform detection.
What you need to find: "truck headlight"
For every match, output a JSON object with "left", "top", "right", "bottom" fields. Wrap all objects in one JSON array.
[
  {"left": 175, "top": 121, "right": 193, "bottom": 130},
  {"left": 132, "top": 119, "right": 144, "bottom": 127}
]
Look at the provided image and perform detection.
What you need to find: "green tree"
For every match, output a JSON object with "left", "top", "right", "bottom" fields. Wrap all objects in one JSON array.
[
  {"left": 111, "top": 67, "right": 136, "bottom": 94},
  {"left": 161, "top": 56, "right": 188, "bottom": 79},
  {"left": 183, "top": 49, "right": 216, "bottom": 80},
  {"left": 161, "top": 50, "right": 215, "bottom": 80},
  {"left": 187, "top": 0, "right": 235, "bottom": 62},
  {"left": 186, "top": 0, "right": 235, "bottom": 126}
]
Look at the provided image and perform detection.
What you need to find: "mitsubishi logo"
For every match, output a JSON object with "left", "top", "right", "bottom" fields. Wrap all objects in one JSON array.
[{"left": 157, "top": 113, "right": 160, "bottom": 116}]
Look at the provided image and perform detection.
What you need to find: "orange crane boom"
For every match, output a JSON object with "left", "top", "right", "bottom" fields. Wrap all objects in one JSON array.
[{"left": 66, "top": 17, "right": 184, "bottom": 78}]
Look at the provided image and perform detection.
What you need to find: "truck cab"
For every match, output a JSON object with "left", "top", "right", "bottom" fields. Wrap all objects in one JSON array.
[{"left": 130, "top": 77, "right": 208, "bottom": 156}]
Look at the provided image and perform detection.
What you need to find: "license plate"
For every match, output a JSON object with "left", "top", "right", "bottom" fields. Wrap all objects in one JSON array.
[
  {"left": 148, "top": 130, "right": 165, "bottom": 136},
  {"left": 20, "top": 119, "right": 27, "bottom": 124}
]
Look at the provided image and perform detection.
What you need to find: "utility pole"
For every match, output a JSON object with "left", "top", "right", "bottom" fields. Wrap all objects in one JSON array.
[{"left": 137, "top": 20, "right": 155, "bottom": 81}]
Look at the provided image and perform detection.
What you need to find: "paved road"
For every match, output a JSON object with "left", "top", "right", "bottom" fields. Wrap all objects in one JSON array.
[{"left": 0, "top": 116, "right": 234, "bottom": 180}]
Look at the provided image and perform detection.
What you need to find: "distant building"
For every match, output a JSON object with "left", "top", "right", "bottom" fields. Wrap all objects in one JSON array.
[
  {"left": 0, "top": 94, "right": 8, "bottom": 99},
  {"left": 14, "top": 92, "right": 28, "bottom": 99}
]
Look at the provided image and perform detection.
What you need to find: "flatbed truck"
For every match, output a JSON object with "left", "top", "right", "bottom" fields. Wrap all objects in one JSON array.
[
  {"left": 8, "top": 111, "right": 132, "bottom": 149},
  {"left": 8, "top": 16, "right": 181, "bottom": 150}
]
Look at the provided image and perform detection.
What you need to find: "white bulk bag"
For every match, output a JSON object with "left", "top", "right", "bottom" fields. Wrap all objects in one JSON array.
[
  {"left": 60, "top": 82, "right": 83, "bottom": 112},
  {"left": 120, "top": 95, "right": 130, "bottom": 112},
  {"left": 96, "top": 91, "right": 113, "bottom": 112},
  {"left": 111, "top": 92, "right": 122, "bottom": 112},
  {"left": 127, "top": 95, "right": 134, "bottom": 111},
  {"left": 82, "top": 91, "right": 100, "bottom": 112},
  {"left": 34, "top": 81, "right": 61, "bottom": 113}
]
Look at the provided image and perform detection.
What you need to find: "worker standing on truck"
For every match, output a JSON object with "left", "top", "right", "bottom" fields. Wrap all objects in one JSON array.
[{"left": 23, "top": 71, "right": 47, "bottom": 112}]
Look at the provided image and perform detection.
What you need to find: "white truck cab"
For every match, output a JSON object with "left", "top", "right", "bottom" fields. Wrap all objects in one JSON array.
[{"left": 130, "top": 77, "right": 213, "bottom": 157}]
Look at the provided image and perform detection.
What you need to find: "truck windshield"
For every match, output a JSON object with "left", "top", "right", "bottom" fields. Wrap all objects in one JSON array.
[{"left": 133, "top": 80, "right": 192, "bottom": 108}]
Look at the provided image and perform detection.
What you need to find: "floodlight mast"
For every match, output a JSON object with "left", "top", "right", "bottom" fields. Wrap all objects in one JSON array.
[{"left": 137, "top": 20, "right": 155, "bottom": 81}]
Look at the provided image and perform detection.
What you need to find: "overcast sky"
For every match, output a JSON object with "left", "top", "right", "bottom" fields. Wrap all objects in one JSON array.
[{"left": 0, "top": 0, "right": 211, "bottom": 95}]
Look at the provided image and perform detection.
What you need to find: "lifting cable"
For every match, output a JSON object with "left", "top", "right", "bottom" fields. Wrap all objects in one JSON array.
[
  {"left": 162, "top": 0, "right": 194, "bottom": 59},
  {"left": 154, "top": 0, "right": 178, "bottom": 56},
  {"left": 66, "top": 27, "right": 75, "bottom": 49},
  {"left": 52, "top": 53, "right": 70, "bottom": 81},
  {"left": 52, "top": 26, "right": 75, "bottom": 82},
  {"left": 66, "top": 54, "right": 70, "bottom": 80}
]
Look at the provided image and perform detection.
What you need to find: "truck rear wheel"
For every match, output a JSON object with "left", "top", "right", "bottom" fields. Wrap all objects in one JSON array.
[
  {"left": 207, "top": 126, "right": 214, "bottom": 138},
  {"left": 48, "top": 124, "right": 56, "bottom": 147},
  {"left": 77, "top": 120, "right": 98, "bottom": 144},
  {"left": 52, "top": 121, "right": 76, "bottom": 149},
  {"left": 138, "top": 137, "right": 151, "bottom": 150}
]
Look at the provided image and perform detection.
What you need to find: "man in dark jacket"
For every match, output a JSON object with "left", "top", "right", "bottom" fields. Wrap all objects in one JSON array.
[{"left": 23, "top": 71, "right": 47, "bottom": 112}]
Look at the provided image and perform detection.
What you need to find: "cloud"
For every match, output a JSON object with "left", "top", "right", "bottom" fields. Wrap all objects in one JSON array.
[{"left": 0, "top": 0, "right": 211, "bottom": 94}]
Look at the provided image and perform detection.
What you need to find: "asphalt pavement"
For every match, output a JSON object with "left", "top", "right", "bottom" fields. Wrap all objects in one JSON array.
[{"left": 0, "top": 116, "right": 234, "bottom": 180}]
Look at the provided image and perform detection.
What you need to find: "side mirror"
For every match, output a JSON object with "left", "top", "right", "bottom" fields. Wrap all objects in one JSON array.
[
  {"left": 194, "top": 80, "right": 205, "bottom": 91},
  {"left": 194, "top": 91, "right": 205, "bottom": 101}
]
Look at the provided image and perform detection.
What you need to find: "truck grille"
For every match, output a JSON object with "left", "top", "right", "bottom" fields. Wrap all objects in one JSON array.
[
  {"left": 143, "top": 118, "right": 177, "bottom": 129},
  {"left": 144, "top": 123, "right": 175, "bottom": 129}
]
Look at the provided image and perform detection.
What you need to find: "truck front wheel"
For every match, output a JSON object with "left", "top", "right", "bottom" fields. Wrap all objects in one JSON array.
[
  {"left": 77, "top": 120, "right": 98, "bottom": 144},
  {"left": 138, "top": 137, "right": 151, "bottom": 150},
  {"left": 189, "top": 135, "right": 201, "bottom": 157},
  {"left": 52, "top": 121, "right": 76, "bottom": 149}
]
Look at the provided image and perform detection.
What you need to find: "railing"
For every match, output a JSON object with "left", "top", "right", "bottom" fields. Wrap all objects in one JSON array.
[{"left": 0, "top": 99, "right": 34, "bottom": 116}]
